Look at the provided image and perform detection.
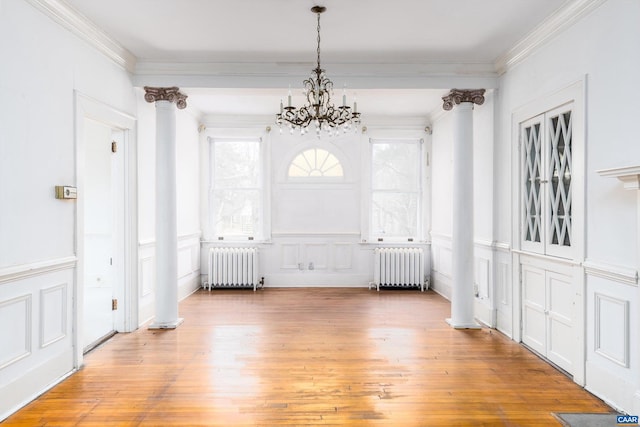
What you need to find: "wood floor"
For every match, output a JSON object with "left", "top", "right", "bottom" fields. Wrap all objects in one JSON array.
[{"left": 3, "top": 288, "right": 612, "bottom": 426}]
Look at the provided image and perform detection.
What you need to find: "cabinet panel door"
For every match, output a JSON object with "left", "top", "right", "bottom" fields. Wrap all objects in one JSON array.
[
  {"left": 522, "top": 265, "right": 546, "bottom": 355},
  {"left": 547, "top": 272, "right": 573, "bottom": 372}
]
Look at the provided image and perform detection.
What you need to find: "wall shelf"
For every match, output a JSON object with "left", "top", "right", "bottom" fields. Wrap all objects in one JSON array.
[{"left": 597, "top": 165, "right": 640, "bottom": 190}]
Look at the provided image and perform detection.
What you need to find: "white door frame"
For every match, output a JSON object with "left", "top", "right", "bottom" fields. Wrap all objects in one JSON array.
[{"left": 74, "top": 92, "right": 138, "bottom": 368}]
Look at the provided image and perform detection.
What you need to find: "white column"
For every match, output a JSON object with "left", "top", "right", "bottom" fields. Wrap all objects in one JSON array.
[
  {"left": 144, "top": 87, "right": 187, "bottom": 329},
  {"left": 442, "top": 89, "right": 485, "bottom": 329}
]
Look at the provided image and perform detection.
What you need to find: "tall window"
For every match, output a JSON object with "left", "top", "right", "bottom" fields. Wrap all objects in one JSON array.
[
  {"left": 521, "top": 104, "right": 573, "bottom": 257},
  {"left": 209, "top": 138, "right": 262, "bottom": 239},
  {"left": 370, "top": 139, "right": 423, "bottom": 241}
]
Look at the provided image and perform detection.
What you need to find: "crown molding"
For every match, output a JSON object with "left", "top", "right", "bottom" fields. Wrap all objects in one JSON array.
[
  {"left": 24, "top": 0, "right": 136, "bottom": 72},
  {"left": 495, "top": 0, "right": 608, "bottom": 74}
]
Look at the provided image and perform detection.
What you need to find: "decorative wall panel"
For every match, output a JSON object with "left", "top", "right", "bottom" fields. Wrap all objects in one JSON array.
[
  {"left": 333, "top": 243, "right": 353, "bottom": 270},
  {"left": 475, "top": 258, "right": 490, "bottom": 299},
  {"left": 177, "top": 247, "right": 192, "bottom": 278},
  {"left": 594, "top": 293, "right": 629, "bottom": 367},
  {"left": 281, "top": 244, "right": 300, "bottom": 269},
  {"left": 305, "top": 244, "right": 328, "bottom": 270},
  {"left": 438, "top": 247, "right": 452, "bottom": 278},
  {"left": 0, "top": 295, "right": 32, "bottom": 369},
  {"left": 499, "top": 262, "right": 509, "bottom": 305},
  {"left": 140, "top": 255, "right": 154, "bottom": 297},
  {"left": 40, "top": 284, "right": 67, "bottom": 348}
]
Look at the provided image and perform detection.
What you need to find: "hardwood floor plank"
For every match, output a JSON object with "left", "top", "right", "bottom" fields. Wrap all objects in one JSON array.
[{"left": 2, "top": 288, "right": 612, "bottom": 426}]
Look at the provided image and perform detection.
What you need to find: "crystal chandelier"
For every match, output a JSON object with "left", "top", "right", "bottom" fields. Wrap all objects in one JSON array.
[{"left": 276, "top": 6, "right": 361, "bottom": 137}]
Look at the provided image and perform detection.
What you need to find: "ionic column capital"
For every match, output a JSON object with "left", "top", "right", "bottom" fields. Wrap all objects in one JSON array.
[
  {"left": 442, "top": 89, "right": 485, "bottom": 111},
  {"left": 144, "top": 86, "right": 188, "bottom": 109}
]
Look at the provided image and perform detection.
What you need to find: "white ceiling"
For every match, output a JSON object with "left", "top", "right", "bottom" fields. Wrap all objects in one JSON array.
[{"left": 65, "top": 0, "right": 570, "bottom": 119}]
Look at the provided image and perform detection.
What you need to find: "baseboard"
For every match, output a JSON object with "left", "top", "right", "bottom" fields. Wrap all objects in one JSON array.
[
  {"left": 430, "top": 274, "right": 451, "bottom": 300},
  {"left": 585, "top": 360, "right": 634, "bottom": 414},
  {"left": 178, "top": 272, "right": 201, "bottom": 301},
  {"left": 0, "top": 349, "right": 74, "bottom": 422},
  {"left": 474, "top": 298, "right": 496, "bottom": 328}
]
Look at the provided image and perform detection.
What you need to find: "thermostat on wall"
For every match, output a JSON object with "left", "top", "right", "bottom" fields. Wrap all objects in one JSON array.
[{"left": 55, "top": 186, "right": 77, "bottom": 199}]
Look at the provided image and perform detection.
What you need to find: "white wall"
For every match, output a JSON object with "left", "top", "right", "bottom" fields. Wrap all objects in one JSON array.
[
  {"left": 201, "top": 118, "right": 431, "bottom": 288},
  {"left": 430, "top": 112, "right": 454, "bottom": 298},
  {"left": 0, "top": 0, "right": 136, "bottom": 419},
  {"left": 497, "top": 0, "right": 640, "bottom": 413}
]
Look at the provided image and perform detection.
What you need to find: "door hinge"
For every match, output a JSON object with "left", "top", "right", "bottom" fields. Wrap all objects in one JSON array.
[
  {"left": 111, "top": 141, "right": 118, "bottom": 153},
  {"left": 112, "top": 299, "right": 118, "bottom": 311}
]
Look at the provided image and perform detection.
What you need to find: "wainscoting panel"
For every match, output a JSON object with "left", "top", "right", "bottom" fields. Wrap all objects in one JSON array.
[
  {"left": 0, "top": 294, "right": 32, "bottom": 369},
  {"left": 475, "top": 257, "right": 490, "bottom": 300},
  {"left": 430, "top": 235, "right": 452, "bottom": 299},
  {"left": 585, "top": 268, "right": 637, "bottom": 412},
  {"left": 257, "top": 234, "right": 381, "bottom": 287},
  {"left": 305, "top": 244, "right": 329, "bottom": 270},
  {"left": 0, "top": 259, "right": 75, "bottom": 421},
  {"left": 177, "top": 247, "right": 192, "bottom": 279},
  {"left": 138, "top": 242, "right": 155, "bottom": 325},
  {"left": 138, "top": 232, "right": 201, "bottom": 326},
  {"left": 333, "top": 243, "right": 353, "bottom": 270},
  {"left": 594, "top": 293, "right": 629, "bottom": 367},
  {"left": 431, "top": 235, "right": 505, "bottom": 329},
  {"left": 177, "top": 234, "right": 201, "bottom": 300},
  {"left": 438, "top": 247, "right": 453, "bottom": 278},
  {"left": 495, "top": 256, "right": 513, "bottom": 337},
  {"left": 281, "top": 244, "right": 300, "bottom": 270},
  {"left": 139, "top": 255, "right": 154, "bottom": 298},
  {"left": 40, "top": 283, "right": 67, "bottom": 348}
]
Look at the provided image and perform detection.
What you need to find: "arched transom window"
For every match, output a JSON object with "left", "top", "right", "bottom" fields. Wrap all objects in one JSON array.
[{"left": 288, "top": 148, "right": 344, "bottom": 178}]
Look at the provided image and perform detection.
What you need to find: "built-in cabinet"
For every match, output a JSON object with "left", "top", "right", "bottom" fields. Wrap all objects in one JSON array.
[{"left": 521, "top": 261, "right": 574, "bottom": 374}]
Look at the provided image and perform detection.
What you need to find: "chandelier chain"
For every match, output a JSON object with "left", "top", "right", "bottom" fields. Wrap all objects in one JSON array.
[{"left": 316, "top": 12, "right": 321, "bottom": 70}]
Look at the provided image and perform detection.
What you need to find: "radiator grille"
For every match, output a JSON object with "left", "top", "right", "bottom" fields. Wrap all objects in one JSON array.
[
  {"left": 207, "top": 247, "right": 260, "bottom": 291},
  {"left": 373, "top": 247, "right": 426, "bottom": 291}
]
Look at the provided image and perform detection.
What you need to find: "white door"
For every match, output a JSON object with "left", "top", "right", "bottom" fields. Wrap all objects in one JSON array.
[{"left": 83, "top": 120, "right": 123, "bottom": 351}]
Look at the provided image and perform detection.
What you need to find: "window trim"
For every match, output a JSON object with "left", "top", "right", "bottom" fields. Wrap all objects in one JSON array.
[
  {"left": 367, "top": 138, "right": 425, "bottom": 243},
  {"left": 208, "top": 136, "right": 265, "bottom": 241}
]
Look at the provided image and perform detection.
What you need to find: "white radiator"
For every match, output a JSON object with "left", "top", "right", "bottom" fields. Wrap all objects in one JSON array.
[
  {"left": 207, "top": 247, "right": 261, "bottom": 291},
  {"left": 373, "top": 247, "right": 426, "bottom": 292}
]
